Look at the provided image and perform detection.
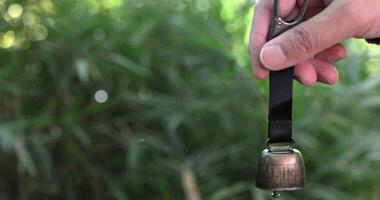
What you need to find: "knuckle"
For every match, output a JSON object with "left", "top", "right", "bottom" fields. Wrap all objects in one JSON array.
[
  {"left": 342, "top": 1, "right": 357, "bottom": 20},
  {"left": 291, "top": 26, "right": 315, "bottom": 54}
]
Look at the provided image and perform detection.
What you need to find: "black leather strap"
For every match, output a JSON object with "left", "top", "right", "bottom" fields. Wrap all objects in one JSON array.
[
  {"left": 268, "top": 67, "right": 293, "bottom": 143},
  {"left": 265, "top": 0, "right": 310, "bottom": 145}
]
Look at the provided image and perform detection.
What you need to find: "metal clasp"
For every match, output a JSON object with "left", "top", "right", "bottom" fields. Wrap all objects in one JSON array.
[{"left": 268, "top": 0, "right": 310, "bottom": 39}]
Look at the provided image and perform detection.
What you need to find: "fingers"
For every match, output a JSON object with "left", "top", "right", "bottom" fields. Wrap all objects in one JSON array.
[
  {"left": 294, "top": 58, "right": 340, "bottom": 86},
  {"left": 249, "top": 1, "right": 271, "bottom": 79},
  {"left": 312, "top": 59, "right": 339, "bottom": 85},
  {"left": 313, "top": 44, "right": 345, "bottom": 85},
  {"left": 259, "top": 1, "right": 355, "bottom": 71},
  {"left": 315, "top": 43, "right": 347, "bottom": 63},
  {"left": 249, "top": 0, "right": 297, "bottom": 79},
  {"left": 294, "top": 61, "right": 317, "bottom": 86}
]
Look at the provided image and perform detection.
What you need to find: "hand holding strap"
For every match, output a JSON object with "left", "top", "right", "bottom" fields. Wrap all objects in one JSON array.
[{"left": 267, "top": 0, "right": 310, "bottom": 144}]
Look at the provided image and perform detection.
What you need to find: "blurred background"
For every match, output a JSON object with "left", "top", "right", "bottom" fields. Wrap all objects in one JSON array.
[{"left": 0, "top": 0, "right": 380, "bottom": 199}]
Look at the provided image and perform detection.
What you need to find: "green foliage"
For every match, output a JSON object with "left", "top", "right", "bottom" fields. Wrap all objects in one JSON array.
[{"left": 0, "top": 0, "right": 379, "bottom": 199}]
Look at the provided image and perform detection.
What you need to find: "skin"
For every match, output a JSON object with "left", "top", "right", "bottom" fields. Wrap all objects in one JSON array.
[{"left": 249, "top": 0, "right": 380, "bottom": 86}]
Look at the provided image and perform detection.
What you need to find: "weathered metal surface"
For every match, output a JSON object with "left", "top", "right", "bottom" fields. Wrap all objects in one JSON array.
[{"left": 256, "top": 147, "right": 305, "bottom": 191}]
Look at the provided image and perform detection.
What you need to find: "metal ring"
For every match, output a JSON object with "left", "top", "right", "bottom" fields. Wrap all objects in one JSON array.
[{"left": 266, "top": 138, "right": 295, "bottom": 152}]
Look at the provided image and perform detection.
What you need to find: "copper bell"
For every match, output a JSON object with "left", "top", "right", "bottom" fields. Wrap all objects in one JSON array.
[{"left": 255, "top": 144, "right": 306, "bottom": 196}]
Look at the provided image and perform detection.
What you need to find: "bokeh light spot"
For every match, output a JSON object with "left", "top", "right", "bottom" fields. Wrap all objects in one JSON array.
[
  {"left": 8, "top": 4, "right": 23, "bottom": 18},
  {"left": 103, "top": 0, "right": 122, "bottom": 9},
  {"left": 29, "top": 25, "right": 48, "bottom": 41},
  {"left": 196, "top": 0, "right": 210, "bottom": 12},
  {"left": 94, "top": 90, "right": 108, "bottom": 103},
  {"left": 40, "top": 0, "right": 55, "bottom": 14},
  {"left": 23, "top": 11, "right": 41, "bottom": 26},
  {"left": 0, "top": 31, "right": 16, "bottom": 48}
]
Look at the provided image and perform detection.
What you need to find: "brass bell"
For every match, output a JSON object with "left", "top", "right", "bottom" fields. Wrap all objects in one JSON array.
[{"left": 255, "top": 145, "right": 306, "bottom": 195}]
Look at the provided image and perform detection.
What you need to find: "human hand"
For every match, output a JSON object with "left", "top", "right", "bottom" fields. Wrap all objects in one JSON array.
[{"left": 249, "top": 0, "right": 380, "bottom": 86}]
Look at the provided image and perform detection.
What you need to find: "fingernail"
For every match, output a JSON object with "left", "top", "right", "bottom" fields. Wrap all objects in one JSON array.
[
  {"left": 260, "top": 45, "right": 287, "bottom": 70},
  {"left": 300, "top": 76, "right": 315, "bottom": 87}
]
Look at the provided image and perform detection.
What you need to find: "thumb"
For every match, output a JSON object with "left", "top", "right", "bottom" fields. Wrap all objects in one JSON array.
[{"left": 260, "top": 2, "right": 355, "bottom": 70}]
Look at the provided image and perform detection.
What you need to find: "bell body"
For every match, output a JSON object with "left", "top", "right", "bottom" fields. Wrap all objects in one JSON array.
[{"left": 256, "top": 147, "right": 305, "bottom": 191}]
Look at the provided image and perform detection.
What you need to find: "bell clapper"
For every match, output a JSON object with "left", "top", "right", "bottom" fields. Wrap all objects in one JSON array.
[{"left": 271, "top": 191, "right": 280, "bottom": 198}]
